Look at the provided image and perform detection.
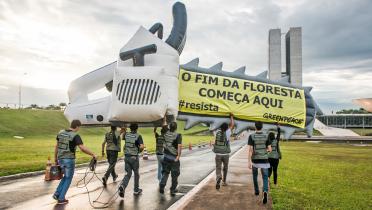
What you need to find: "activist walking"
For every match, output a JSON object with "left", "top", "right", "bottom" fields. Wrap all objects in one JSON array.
[
  {"left": 268, "top": 124, "right": 282, "bottom": 185},
  {"left": 119, "top": 124, "right": 144, "bottom": 197},
  {"left": 248, "top": 121, "right": 272, "bottom": 204},
  {"left": 213, "top": 113, "right": 234, "bottom": 190},
  {"left": 53, "top": 120, "right": 97, "bottom": 205},
  {"left": 101, "top": 126, "right": 121, "bottom": 187},
  {"left": 154, "top": 124, "right": 168, "bottom": 182},
  {"left": 159, "top": 122, "right": 183, "bottom": 196}
]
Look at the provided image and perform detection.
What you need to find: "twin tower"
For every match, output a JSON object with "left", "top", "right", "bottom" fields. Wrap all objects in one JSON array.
[{"left": 268, "top": 27, "right": 302, "bottom": 86}]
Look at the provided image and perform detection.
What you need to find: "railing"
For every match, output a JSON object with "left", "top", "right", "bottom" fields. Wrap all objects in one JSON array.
[{"left": 317, "top": 115, "right": 372, "bottom": 128}]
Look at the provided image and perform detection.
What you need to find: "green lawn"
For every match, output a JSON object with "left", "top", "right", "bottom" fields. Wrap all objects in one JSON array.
[{"left": 271, "top": 142, "right": 372, "bottom": 210}]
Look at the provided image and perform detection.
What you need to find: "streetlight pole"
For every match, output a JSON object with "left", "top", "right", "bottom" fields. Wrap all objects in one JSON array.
[{"left": 18, "top": 73, "right": 27, "bottom": 109}]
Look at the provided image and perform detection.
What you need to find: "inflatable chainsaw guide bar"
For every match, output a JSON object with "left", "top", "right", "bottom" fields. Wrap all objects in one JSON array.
[{"left": 64, "top": 2, "right": 319, "bottom": 139}]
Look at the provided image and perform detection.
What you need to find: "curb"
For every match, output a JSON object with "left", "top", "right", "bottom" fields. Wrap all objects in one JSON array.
[
  {"left": 168, "top": 144, "right": 246, "bottom": 210},
  {"left": 0, "top": 158, "right": 123, "bottom": 183}
]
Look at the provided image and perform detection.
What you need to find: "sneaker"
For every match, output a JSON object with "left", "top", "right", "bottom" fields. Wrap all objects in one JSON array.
[
  {"left": 133, "top": 188, "right": 142, "bottom": 195},
  {"left": 170, "top": 189, "right": 178, "bottom": 196},
  {"left": 263, "top": 192, "right": 268, "bottom": 204},
  {"left": 52, "top": 194, "right": 58, "bottom": 200},
  {"left": 222, "top": 181, "right": 227, "bottom": 186},
  {"left": 118, "top": 186, "right": 125, "bottom": 198},
  {"left": 102, "top": 177, "right": 107, "bottom": 187},
  {"left": 57, "top": 199, "right": 69, "bottom": 205},
  {"left": 216, "top": 178, "right": 222, "bottom": 190},
  {"left": 159, "top": 187, "right": 164, "bottom": 194},
  {"left": 113, "top": 174, "right": 119, "bottom": 182}
]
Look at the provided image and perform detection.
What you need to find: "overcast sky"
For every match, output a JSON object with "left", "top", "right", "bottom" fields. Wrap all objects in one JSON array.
[{"left": 0, "top": 0, "right": 371, "bottom": 113}]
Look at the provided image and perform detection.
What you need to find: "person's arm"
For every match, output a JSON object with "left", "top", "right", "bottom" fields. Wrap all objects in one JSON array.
[
  {"left": 247, "top": 136, "right": 253, "bottom": 169},
  {"left": 267, "top": 145, "right": 272, "bottom": 152},
  {"left": 102, "top": 133, "right": 107, "bottom": 157},
  {"left": 139, "top": 143, "right": 144, "bottom": 152},
  {"left": 78, "top": 144, "right": 97, "bottom": 159},
  {"left": 54, "top": 143, "right": 58, "bottom": 165},
  {"left": 137, "top": 135, "right": 145, "bottom": 152},
  {"left": 175, "top": 134, "right": 182, "bottom": 162},
  {"left": 229, "top": 113, "right": 234, "bottom": 130},
  {"left": 154, "top": 127, "right": 159, "bottom": 138},
  {"left": 248, "top": 145, "right": 253, "bottom": 169},
  {"left": 101, "top": 141, "right": 106, "bottom": 157},
  {"left": 120, "top": 126, "right": 127, "bottom": 136},
  {"left": 276, "top": 125, "right": 281, "bottom": 141},
  {"left": 267, "top": 138, "right": 272, "bottom": 153},
  {"left": 176, "top": 144, "right": 182, "bottom": 161},
  {"left": 162, "top": 114, "right": 167, "bottom": 126}
]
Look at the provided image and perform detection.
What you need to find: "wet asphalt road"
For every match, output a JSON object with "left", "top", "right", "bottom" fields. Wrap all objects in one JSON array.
[{"left": 1, "top": 138, "right": 247, "bottom": 210}]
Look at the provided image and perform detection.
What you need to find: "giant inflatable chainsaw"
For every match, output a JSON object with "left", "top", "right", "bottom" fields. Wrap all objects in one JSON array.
[{"left": 64, "top": 2, "right": 320, "bottom": 139}]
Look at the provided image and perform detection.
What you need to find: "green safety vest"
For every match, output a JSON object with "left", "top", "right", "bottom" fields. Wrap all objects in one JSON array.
[
  {"left": 156, "top": 134, "right": 165, "bottom": 154},
  {"left": 124, "top": 132, "right": 140, "bottom": 156},
  {"left": 105, "top": 131, "right": 121, "bottom": 152},
  {"left": 268, "top": 139, "right": 280, "bottom": 159},
  {"left": 57, "top": 130, "right": 77, "bottom": 159},
  {"left": 251, "top": 133, "right": 269, "bottom": 160},
  {"left": 164, "top": 131, "right": 179, "bottom": 156},
  {"left": 213, "top": 130, "right": 231, "bottom": 154}
]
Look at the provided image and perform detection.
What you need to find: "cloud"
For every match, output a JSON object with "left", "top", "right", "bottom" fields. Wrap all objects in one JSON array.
[{"left": 281, "top": 0, "right": 372, "bottom": 64}]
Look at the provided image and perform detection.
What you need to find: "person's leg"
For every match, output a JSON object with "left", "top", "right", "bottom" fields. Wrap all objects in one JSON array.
[
  {"left": 133, "top": 156, "right": 140, "bottom": 192},
  {"left": 261, "top": 168, "right": 269, "bottom": 193},
  {"left": 109, "top": 151, "right": 118, "bottom": 178},
  {"left": 273, "top": 159, "right": 279, "bottom": 184},
  {"left": 54, "top": 160, "right": 65, "bottom": 198},
  {"left": 121, "top": 157, "right": 133, "bottom": 189},
  {"left": 156, "top": 155, "right": 164, "bottom": 182},
  {"left": 261, "top": 168, "right": 269, "bottom": 204},
  {"left": 159, "top": 159, "right": 171, "bottom": 192},
  {"left": 215, "top": 155, "right": 222, "bottom": 181},
  {"left": 104, "top": 151, "right": 114, "bottom": 180},
  {"left": 252, "top": 166, "right": 259, "bottom": 195},
  {"left": 268, "top": 158, "right": 274, "bottom": 179},
  {"left": 170, "top": 161, "right": 180, "bottom": 194},
  {"left": 222, "top": 155, "right": 229, "bottom": 183},
  {"left": 57, "top": 159, "right": 75, "bottom": 201}
]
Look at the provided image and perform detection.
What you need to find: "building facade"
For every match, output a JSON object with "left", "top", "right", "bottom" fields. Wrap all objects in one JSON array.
[
  {"left": 317, "top": 114, "right": 372, "bottom": 128},
  {"left": 268, "top": 27, "right": 302, "bottom": 86},
  {"left": 286, "top": 27, "right": 302, "bottom": 86},
  {"left": 268, "top": 29, "right": 282, "bottom": 81}
]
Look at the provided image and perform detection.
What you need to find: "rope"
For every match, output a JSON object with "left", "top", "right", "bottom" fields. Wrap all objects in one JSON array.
[{"left": 75, "top": 158, "right": 120, "bottom": 209}]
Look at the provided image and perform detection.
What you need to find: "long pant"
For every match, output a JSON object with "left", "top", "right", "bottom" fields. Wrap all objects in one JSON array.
[
  {"left": 252, "top": 167, "right": 269, "bottom": 194},
  {"left": 156, "top": 154, "right": 164, "bottom": 181},
  {"left": 268, "top": 158, "right": 279, "bottom": 184},
  {"left": 104, "top": 150, "right": 118, "bottom": 180},
  {"left": 215, "top": 154, "right": 229, "bottom": 182},
  {"left": 54, "top": 158, "right": 75, "bottom": 200},
  {"left": 159, "top": 158, "right": 180, "bottom": 191},
  {"left": 120, "top": 156, "right": 140, "bottom": 191}
]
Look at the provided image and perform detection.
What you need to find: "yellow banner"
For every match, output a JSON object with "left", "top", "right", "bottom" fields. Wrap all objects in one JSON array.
[{"left": 178, "top": 69, "right": 306, "bottom": 128}]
